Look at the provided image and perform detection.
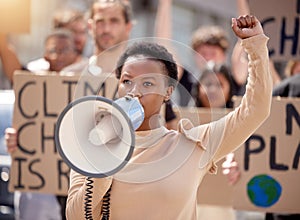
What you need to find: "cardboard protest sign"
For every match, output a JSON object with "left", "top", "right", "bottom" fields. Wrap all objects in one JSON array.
[
  {"left": 8, "top": 71, "right": 118, "bottom": 195},
  {"left": 249, "top": 0, "right": 300, "bottom": 60},
  {"left": 0, "top": 0, "right": 31, "bottom": 34},
  {"left": 233, "top": 97, "right": 300, "bottom": 213},
  {"left": 174, "top": 106, "right": 234, "bottom": 206}
]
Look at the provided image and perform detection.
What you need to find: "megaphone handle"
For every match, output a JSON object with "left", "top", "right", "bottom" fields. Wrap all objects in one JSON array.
[
  {"left": 84, "top": 177, "right": 94, "bottom": 219},
  {"left": 84, "top": 177, "right": 112, "bottom": 220},
  {"left": 101, "top": 184, "right": 112, "bottom": 220}
]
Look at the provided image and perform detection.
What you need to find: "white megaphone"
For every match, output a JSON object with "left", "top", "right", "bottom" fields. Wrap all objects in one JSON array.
[{"left": 55, "top": 95, "right": 144, "bottom": 178}]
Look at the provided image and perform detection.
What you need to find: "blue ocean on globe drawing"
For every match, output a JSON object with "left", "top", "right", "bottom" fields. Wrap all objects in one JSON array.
[{"left": 247, "top": 174, "right": 282, "bottom": 207}]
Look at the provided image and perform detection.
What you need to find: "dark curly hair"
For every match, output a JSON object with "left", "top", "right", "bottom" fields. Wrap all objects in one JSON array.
[{"left": 115, "top": 41, "right": 178, "bottom": 88}]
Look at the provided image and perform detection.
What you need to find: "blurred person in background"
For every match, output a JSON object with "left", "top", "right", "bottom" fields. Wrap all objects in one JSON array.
[
  {"left": 53, "top": 8, "right": 92, "bottom": 57},
  {"left": 155, "top": 0, "right": 246, "bottom": 108},
  {"left": 5, "top": 28, "right": 84, "bottom": 220},
  {"left": 0, "top": 34, "right": 21, "bottom": 87},
  {"left": 88, "top": 0, "right": 177, "bottom": 129},
  {"left": 27, "top": 9, "right": 90, "bottom": 74},
  {"left": 272, "top": 60, "right": 300, "bottom": 97},
  {"left": 191, "top": 62, "right": 234, "bottom": 109}
]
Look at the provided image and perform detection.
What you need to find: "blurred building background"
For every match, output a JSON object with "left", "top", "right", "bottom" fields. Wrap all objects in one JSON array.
[{"left": 0, "top": 0, "right": 238, "bottom": 89}]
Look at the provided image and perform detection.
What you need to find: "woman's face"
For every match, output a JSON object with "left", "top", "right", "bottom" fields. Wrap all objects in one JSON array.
[
  {"left": 118, "top": 57, "right": 172, "bottom": 130},
  {"left": 44, "top": 37, "right": 77, "bottom": 72},
  {"left": 195, "top": 44, "right": 226, "bottom": 69},
  {"left": 198, "top": 72, "right": 230, "bottom": 108}
]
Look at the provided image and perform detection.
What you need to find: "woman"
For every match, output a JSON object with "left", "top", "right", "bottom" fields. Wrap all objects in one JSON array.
[
  {"left": 66, "top": 15, "right": 272, "bottom": 219},
  {"left": 192, "top": 62, "right": 234, "bottom": 109}
]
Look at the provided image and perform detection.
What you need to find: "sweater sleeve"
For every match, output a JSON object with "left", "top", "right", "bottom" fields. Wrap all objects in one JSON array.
[
  {"left": 211, "top": 34, "right": 273, "bottom": 161},
  {"left": 180, "top": 34, "right": 272, "bottom": 171},
  {"left": 66, "top": 169, "right": 113, "bottom": 219}
]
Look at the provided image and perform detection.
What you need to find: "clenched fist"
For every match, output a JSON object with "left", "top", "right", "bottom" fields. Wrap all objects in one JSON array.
[{"left": 232, "top": 15, "right": 264, "bottom": 39}]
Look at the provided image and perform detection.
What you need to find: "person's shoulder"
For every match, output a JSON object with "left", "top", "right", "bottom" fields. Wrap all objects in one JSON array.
[
  {"left": 26, "top": 58, "right": 49, "bottom": 72},
  {"left": 273, "top": 74, "right": 300, "bottom": 97},
  {"left": 62, "top": 57, "right": 89, "bottom": 74}
]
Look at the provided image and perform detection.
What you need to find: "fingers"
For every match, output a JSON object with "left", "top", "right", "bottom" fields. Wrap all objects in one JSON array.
[
  {"left": 236, "top": 15, "right": 256, "bottom": 29},
  {"left": 231, "top": 15, "right": 263, "bottom": 39},
  {"left": 250, "top": 15, "right": 256, "bottom": 27},
  {"left": 222, "top": 153, "right": 241, "bottom": 185},
  {"left": 5, "top": 127, "right": 16, "bottom": 135},
  {"left": 227, "top": 166, "right": 241, "bottom": 185},
  {"left": 5, "top": 127, "right": 18, "bottom": 154},
  {"left": 222, "top": 163, "right": 241, "bottom": 185}
]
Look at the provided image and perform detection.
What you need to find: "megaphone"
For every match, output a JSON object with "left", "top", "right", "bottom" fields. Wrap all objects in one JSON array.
[{"left": 55, "top": 95, "right": 144, "bottom": 178}]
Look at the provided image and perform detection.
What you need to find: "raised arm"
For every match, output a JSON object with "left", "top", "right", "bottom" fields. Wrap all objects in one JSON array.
[
  {"left": 154, "top": 0, "right": 172, "bottom": 39},
  {"left": 154, "top": 0, "right": 184, "bottom": 80},
  {"left": 231, "top": 38, "right": 249, "bottom": 87},
  {"left": 231, "top": 0, "right": 251, "bottom": 87},
  {"left": 232, "top": 0, "right": 281, "bottom": 87},
  {"left": 213, "top": 15, "right": 272, "bottom": 159},
  {"left": 0, "top": 34, "right": 22, "bottom": 83},
  {"left": 181, "top": 15, "right": 272, "bottom": 167}
]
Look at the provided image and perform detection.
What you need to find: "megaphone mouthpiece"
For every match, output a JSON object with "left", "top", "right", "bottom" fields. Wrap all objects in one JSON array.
[{"left": 114, "top": 96, "right": 144, "bottom": 130}]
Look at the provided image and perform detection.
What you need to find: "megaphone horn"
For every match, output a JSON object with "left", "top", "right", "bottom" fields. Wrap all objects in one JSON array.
[{"left": 55, "top": 95, "right": 144, "bottom": 178}]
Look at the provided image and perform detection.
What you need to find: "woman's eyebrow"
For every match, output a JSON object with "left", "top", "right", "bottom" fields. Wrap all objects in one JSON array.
[
  {"left": 140, "top": 75, "right": 157, "bottom": 80},
  {"left": 121, "top": 72, "right": 133, "bottom": 78}
]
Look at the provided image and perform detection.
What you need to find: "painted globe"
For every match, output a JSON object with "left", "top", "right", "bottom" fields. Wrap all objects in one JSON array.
[{"left": 247, "top": 174, "right": 282, "bottom": 207}]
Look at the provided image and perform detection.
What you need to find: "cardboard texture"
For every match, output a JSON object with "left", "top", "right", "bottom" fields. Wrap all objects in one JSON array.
[
  {"left": 175, "top": 97, "right": 300, "bottom": 212},
  {"left": 0, "top": 0, "right": 31, "bottom": 34},
  {"left": 249, "top": 0, "right": 300, "bottom": 60},
  {"left": 233, "top": 97, "right": 300, "bottom": 213},
  {"left": 9, "top": 71, "right": 118, "bottom": 195}
]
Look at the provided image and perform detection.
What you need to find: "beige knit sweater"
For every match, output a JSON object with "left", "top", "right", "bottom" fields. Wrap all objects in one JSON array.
[{"left": 66, "top": 34, "right": 272, "bottom": 220}]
